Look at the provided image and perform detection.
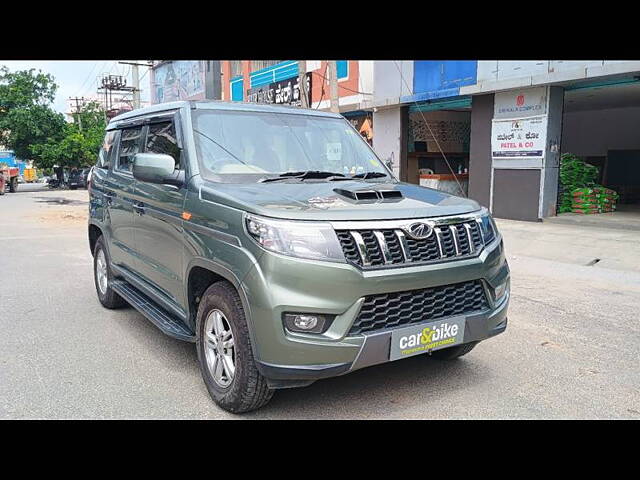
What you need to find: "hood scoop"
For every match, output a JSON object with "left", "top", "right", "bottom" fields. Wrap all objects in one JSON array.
[{"left": 333, "top": 188, "right": 403, "bottom": 202}]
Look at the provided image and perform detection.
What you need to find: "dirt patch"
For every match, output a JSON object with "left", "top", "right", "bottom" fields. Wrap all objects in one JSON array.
[{"left": 34, "top": 207, "right": 88, "bottom": 224}]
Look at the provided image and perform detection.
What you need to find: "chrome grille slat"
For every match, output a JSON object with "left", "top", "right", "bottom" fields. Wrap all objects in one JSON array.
[
  {"left": 373, "top": 231, "right": 393, "bottom": 264},
  {"left": 449, "top": 225, "right": 461, "bottom": 256},
  {"left": 464, "top": 223, "right": 475, "bottom": 253},
  {"left": 434, "top": 227, "right": 445, "bottom": 257},
  {"left": 336, "top": 219, "right": 484, "bottom": 269},
  {"left": 349, "top": 231, "right": 371, "bottom": 266},
  {"left": 395, "top": 230, "right": 412, "bottom": 263}
]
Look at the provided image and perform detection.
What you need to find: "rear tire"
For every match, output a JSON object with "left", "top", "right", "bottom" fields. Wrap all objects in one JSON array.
[
  {"left": 9, "top": 178, "right": 17, "bottom": 193},
  {"left": 93, "top": 236, "right": 127, "bottom": 309},
  {"left": 196, "top": 281, "right": 274, "bottom": 414},
  {"left": 429, "top": 342, "right": 477, "bottom": 360}
]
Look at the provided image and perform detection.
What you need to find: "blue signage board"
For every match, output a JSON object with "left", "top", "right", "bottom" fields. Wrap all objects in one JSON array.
[{"left": 402, "top": 61, "right": 478, "bottom": 103}]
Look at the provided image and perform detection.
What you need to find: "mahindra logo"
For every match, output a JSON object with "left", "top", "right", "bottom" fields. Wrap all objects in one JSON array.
[
  {"left": 516, "top": 95, "right": 525, "bottom": 106},
  {"left": 406, "top": 222, "right": 433, "bottom": 240}
]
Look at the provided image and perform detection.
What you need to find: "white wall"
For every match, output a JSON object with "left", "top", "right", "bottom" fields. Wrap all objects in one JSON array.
[
  {"left": 373, "top": 61, "right": 413, "bottom": 107},
  {"left": 464, "top": 61, "right": 640, "bottom": 95},
  {"left": 562, "top": 106, "right": 640, "bottom": 156},
  {"left": 373, "top": 107, "right": 403, "bottom": 178}
]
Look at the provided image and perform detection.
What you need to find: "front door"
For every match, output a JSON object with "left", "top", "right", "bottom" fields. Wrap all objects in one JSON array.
[
  {"left": 130, "top": 118, "right": 188, "bottom": 311},
  {"left": 105, "top": 125, "right": 143, "bottom": 270}
]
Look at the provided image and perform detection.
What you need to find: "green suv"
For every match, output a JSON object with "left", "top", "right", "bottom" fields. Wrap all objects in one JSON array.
[{"left": 88, "top": 101, "right": 509, "bottom": 413}]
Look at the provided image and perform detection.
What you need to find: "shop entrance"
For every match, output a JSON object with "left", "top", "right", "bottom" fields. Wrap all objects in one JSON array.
[
  {"left": 560, "top": 78, "right": 640, "bottom": 224},
  {"left": 406, "top": 97, "right": 471, "bottom": 197}
]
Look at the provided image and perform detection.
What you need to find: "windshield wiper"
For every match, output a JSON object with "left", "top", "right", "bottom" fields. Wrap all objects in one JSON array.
[
  {"left": 259, "top": 171, "right": 350, "bottom": 183},
  {"left": 350, "top": 171, "right": 389, "bottom": 180}
]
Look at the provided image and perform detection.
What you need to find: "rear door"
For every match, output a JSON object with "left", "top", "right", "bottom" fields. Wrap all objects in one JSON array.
[
  {"left": 104, "top": 125, "right": 144, "bottom": 270},
  {"left": 130, "top": 115, "right": 188, "bottom": 311}
]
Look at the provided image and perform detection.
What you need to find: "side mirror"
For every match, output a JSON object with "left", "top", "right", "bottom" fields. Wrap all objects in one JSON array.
[{"left": 132, "top": 153, "right": 184, "bottom": 186}]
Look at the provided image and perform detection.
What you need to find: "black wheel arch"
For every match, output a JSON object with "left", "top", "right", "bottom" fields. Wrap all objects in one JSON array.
[
  {"left": 185, "top": 258, "right": 260, "bottom": 357},
  {"left": 88, "top": 223, "right": 103, "bottom": 257}
]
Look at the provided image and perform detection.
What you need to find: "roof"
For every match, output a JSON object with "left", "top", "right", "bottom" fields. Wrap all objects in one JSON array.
[{"left": 108, "top": 100, "right": 342, "bottom": 127}]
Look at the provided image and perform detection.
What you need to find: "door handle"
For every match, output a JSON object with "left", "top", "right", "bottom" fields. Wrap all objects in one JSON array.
[
  {"left": 103, "top": 191, "right": 116, "bottom": 205},
  {"left": 133, "top": 202, "right": 145, "bottom": 215}
]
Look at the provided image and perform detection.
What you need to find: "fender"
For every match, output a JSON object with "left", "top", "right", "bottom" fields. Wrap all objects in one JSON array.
[{"left": 184, "top": 257, "right": 262, "bottom": 362}]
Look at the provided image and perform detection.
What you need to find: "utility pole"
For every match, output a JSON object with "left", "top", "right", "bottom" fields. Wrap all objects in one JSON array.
[
  {"left": 68, "top": 96, "right": 85, "bottom": 131},
  {"left": 327, "top": 60, "right": 339, "bottom": 113},
  {"left": 131, "top": 64, "right": 140, "bottom": 109},
  {"left": 298, "top": 61, "right": 308, "bottom": 108},
  {"left": 118, "top": 61, "right": 152, "bottom": 109}
]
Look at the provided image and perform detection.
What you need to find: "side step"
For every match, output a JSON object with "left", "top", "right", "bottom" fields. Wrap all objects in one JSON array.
[{"left": 111, "top": 280, "right": 195, "bottom": 342}]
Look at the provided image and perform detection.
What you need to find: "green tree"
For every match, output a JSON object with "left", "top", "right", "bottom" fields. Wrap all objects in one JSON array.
[
  {"left": 31, "top": 101, "right": 106, "bottom": 169},
  {"left": 0, "top": 66, "right": 66, "bottom": 163}
]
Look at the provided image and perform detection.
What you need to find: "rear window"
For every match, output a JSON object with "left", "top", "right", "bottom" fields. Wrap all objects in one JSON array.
[{"left": 97, "top": 131, "right": 118, "bottom": 169}]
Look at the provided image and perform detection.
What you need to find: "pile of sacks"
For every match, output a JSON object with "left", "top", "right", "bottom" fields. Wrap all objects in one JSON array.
[{"left": 571, "top": 187, "right": 619, "bottom": 214}]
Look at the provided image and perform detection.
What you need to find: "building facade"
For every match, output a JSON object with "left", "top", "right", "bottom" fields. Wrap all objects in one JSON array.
[
  {"left": 150, "top": 61, "right": 222, "bottom": 104},
  {"left": 150, "top": 59, "right": 640, "bottom": 222},
  {"left": 370, "top": 60, "right": 640, "bottom": 221}
]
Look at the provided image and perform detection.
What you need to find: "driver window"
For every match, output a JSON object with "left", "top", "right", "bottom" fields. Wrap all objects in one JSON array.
[
  {"left": 117, "top": 126, "right": 143, "bottom": 173},
  {"left": 145, "top": 121, "right": 181, "bottom": 170}
]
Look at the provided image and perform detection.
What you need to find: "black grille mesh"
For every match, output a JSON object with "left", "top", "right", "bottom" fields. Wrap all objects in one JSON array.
[{"left": 349, "top": 280, "right": 489, "bottom": 335}]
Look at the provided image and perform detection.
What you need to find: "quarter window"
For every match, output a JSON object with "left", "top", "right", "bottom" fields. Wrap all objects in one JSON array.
[
  {"left": 97, "top": 131, "right": 117, "bottom": 169},
  {"left": 145, "top": 121, "right": 181, "bottom": 169},
  {"left": 117, "top": 126, "right": 144, "bottom": 173}
]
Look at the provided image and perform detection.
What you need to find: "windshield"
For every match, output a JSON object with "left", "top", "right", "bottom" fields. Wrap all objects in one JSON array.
[{"left": 192, "top": 109, "right": 389, "bottom": 183}]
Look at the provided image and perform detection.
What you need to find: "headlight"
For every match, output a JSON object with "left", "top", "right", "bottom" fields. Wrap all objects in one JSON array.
[
  {"left": 478, "top": 210, "right": 497, "bottom": 244},
  {"left": 245, "top": 214, "right": 346, "bottom": 262}
]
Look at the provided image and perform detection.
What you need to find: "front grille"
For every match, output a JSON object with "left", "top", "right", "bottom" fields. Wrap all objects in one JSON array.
[
  {"left": 349, "top": 280, "right": 488, "bottom": 335},
  {"left": 336, "top": 219, "right": 484, "bottom": 269}
]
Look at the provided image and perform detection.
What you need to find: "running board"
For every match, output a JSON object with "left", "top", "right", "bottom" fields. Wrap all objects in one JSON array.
[{"left": 111, "top": 280, "right": 195, "bottom": 342}]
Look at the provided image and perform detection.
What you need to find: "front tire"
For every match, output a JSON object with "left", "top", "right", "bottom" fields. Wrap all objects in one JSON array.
[
  {"left": 9, "top": 178, "right": 17, "bottom": 193},
  {"left": 93, "top": 236, "right": 127, "bottom": 309},
  {"left": 196, "top": 281, "right": 274, "bottom": 414}
]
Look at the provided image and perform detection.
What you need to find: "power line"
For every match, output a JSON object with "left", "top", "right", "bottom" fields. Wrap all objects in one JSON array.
[
  {"left": 77, "top": 60, "right": 107, "bottom": 97},
  {"left": 315, "top": 63, "right": 329, "bottom": 109},
  {"left": 392, "top": 61, "right": 467, "bottom": 198},
  {"left": 311, "top": 67, "right": 373, "bottom": 96}
]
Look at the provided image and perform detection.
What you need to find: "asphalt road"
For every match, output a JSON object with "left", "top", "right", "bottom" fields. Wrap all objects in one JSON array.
[{"left": 1, "top": 186, "right": 638, "bottom": 419}]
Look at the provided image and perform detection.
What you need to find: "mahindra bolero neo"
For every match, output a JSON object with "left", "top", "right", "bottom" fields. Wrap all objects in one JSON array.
[{"left": 88, "top": 101, "right": 509, "bottom": 413}]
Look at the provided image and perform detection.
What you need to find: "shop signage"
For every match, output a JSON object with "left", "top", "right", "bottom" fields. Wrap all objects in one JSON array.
[
  {"left": 491, "top": 115, "right": 547, "bottom": 158},
  {"left": 246, "top": 73, "right": 312, "bottom": 107},
  {"left": 494, "top": 86, "right": 547, "bottom": 119}
]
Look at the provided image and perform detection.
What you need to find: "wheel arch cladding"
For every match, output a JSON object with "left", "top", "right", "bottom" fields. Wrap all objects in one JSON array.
[
  {"left": 88, "top": 224, "right": 103, "bottom": 256},
  {"left": 188, "top": 265, "right": 231, "bottom": 331}
]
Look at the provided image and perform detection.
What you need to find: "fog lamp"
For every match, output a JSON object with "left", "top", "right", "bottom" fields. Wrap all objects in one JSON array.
[
  {"left": 283, "top": 314, "right": 328, "bottom": 334},
  {"left": 494, "top": 279, "right": 509, "bottom": 302}
]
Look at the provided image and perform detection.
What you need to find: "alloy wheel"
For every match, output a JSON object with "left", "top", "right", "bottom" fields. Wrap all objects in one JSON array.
[
  {"left": 96, "top": 249, "right": 108, "bottom": 295},
  {"left": 204, "top": 309, "right": 235, "bottom": 388}
]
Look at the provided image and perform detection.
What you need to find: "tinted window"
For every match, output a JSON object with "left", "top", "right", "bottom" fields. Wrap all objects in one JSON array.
[
  {"left": 97, "top": 131, "right": 118, "bottom": 169},
  {"left": 145, "top": 121, "right": 181, "bottom": 169},
  {"left": 117, "top": 126, "right": 143, "bottom": 173}
]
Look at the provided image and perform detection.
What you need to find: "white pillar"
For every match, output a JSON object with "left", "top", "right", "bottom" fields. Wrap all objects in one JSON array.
[{"left": 373, "top": 106, "right": 403, "bottom": 178}]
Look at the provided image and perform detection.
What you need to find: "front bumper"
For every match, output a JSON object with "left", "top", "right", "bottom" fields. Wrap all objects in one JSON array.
[{"left": 242, "top": 236, "right": 509, "bottom": 388}]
